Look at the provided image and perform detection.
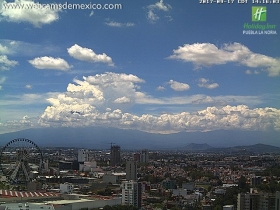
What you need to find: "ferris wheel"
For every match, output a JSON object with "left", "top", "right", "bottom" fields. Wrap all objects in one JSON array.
[{"left": 0, "top": 138, "right": 43, "bottom": 184}]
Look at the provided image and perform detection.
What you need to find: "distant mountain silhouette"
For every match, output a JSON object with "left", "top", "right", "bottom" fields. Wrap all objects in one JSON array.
[
  {"left": 0, "top": 127, "right": 279, "bottom": 151},
  {"left": 231, "top": 143, "right": 280, "bottom": 153},
  {"left": 179, "top": 143, "right": 213, "bottom": 151}
]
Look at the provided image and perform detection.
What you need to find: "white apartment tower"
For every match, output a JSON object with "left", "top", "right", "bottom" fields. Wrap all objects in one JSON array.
[
  {"left": 121, "top": 180, "right": 141, "bottom": 208},
  {"left": 78, "top": 149, "right": 89, "bottom": 163}
]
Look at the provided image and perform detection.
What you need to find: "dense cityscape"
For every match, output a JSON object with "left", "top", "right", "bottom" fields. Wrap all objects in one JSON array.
[{"left": 1, "top": 139, "right": 280, "bottom": 210}]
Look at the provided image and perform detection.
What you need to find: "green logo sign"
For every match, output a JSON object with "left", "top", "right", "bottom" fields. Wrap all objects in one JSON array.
[{"left": 252, "top": 7, "right": 266, "bottom": 22}]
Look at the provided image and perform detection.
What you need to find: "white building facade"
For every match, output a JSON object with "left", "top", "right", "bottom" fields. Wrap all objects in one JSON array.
[
  {"left": 121, "top": 180, "right": 141, "bottom": 208},
  {"left": 78, "top": 149, "right": 89, "bottom": 163},
  {"left": 60, "top": 183, "right": 73, "bottom": 194}
]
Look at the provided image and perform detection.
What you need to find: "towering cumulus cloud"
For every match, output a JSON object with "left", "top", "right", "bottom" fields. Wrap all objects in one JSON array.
[{"left": 39, "top": 72, "right": 280, "bottom": 134}]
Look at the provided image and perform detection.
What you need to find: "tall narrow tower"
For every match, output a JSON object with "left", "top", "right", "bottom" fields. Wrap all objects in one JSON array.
[
  {"left": 126, "top": 161, "right": 137, "bottom": 181},
  {"left": 140, "top": 149, "right": 149, "bottom": 163},
  {"left": 110, "top": 145, "right": 121, "bottom": 166}
]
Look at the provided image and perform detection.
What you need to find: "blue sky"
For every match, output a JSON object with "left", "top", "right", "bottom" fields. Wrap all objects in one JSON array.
[{"left": 0, "top": 0, "right": 280, "bottom": 136}]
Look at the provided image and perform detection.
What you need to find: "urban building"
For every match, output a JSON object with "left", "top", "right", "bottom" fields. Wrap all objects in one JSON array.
[
  {"left": 134, "top": 153, "right": 140, "bottom": 162},
  {"left": 60, "top": 183, "right": 74, "bottom": 194},
  {"left": 58, "top": 161, "right": 73, "bottom": 170},
  {"left": 172, "top": 189, "right": 188, "bottom": 198},
  {"left": 110, "top": 145, "right": 121, "bottom": 166},
  {"left": 102, "top": 172, "right": 126, "bottom": 184},
  {"left": 79, "top": 161, "right": 97, "bottom": 172},
  {"left": 0, "top": 196, "right": 121, "bottom": 210},
  {"left": 277, "top": 192, "right": 280, "bottom": 210},
  {"left": 251, "top": 176, "right": 262, "bottom": 186},
  {"left": 162, "top": 178, "right": 177, "bottom": 190},
  {"left": 121, "top": 180, "right": 142, "bottom": 208},
  {"left": 182, "top": 182, "right": 195, "bottom": 191},
  {"left": 237, "top": 191, "right": 280, "bottom": 210},
  {"left": 0, "top": 203, "right": 55, "bottom": 210},
  {"left": 223, "top": 205, "right": 234, "bottom": 210},
  {"left": 0, "top": 190, "right": 59, "bottom": 202},
  {"left": 78, "top": 149, "right": 89, "bottom": 163},
  {"left": 126, "top": 161, "right": 137, "bottom": 181},
  {"left": 140, "top": 149, "right": 149, "bottom": 163},
  {"left": 202, "top": 205, "right": 212, "bottom": 210}
]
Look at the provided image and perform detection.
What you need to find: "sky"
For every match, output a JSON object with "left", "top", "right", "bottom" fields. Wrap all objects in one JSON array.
[{"left": 0, "top": 0, "right": 280, "bottom": 138}]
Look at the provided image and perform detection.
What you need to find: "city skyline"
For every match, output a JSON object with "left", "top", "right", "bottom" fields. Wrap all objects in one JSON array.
[{"left": 0, "top": 1, "right": 280, "bottom": 145}]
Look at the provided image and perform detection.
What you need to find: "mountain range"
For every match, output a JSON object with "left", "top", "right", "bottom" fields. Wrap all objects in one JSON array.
[{"left": 0, "top": 127, "right": 279, "bottom": 152}]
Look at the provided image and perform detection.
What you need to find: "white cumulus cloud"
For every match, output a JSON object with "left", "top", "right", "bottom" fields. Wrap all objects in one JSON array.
[
  {"left": 29, "top": 56, "right": 72, "bottom": 71},
  {"left": 0, "top": 0, "right": 61, "bottom": 27},
  {"left": 147, "top": 10, "right": 159, "bottom": 23},
  {"left": 114, "top": 96, "right": 131, "bottom": 104},
  {"left": 147, "top": 0, "right": 171, "bottom": 23},
  {"left": 67, "top": 44, "right": 114, "bottom": 66},
  {"left": 156, "top": 86, "right": 165, "bottom": 91},
  {"left": 148, "top": 0, "right": 171, "bottom": 11},
  {"left": 198, "top": 78, "right": 219, "bottom": 89},
  {"left": 168, "top": 80, "right": 190, "bottom": 91},
  {"left": 0, "top": 76, "right": 6, "bottom": 84},
  {"left": 169, "top": 42, "right": 280, "bottom": 76},
  {"left": 0, "top": 44, "right": 10, "bottom": 54},
  {"left": 25, "top": 84, "right": 32, "bottom": 89},
  {"left": 245, "top": 69, "right": 260, "bottom": 75},
  {"left": 0, "top": 76, "right": 6, "bottom": 90},
  {"left": 0, "top": 39, "right": 62, "bottom": 57},
  {"left": 0, "top": 115, "right": 36, "bottom": 133},
  {"left": 0, "top": 55, "right": 18, "bottom": 70},
  {"left": 36, "top": 73, "right": 280, "bottom": 133}
]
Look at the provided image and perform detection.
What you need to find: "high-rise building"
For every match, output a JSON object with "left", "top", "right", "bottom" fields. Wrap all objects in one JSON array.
[
  {"left": 237, "top": 193, "right": 260, "bottom": 210},
  {"left": 110, "top": 145, "right": 121, "bottom": 166},
  {"left": 121, "top": 180, "right": 141, "bottom": 208},
  {"left": 251, "top": 176, "right": 262, "bottom": 186},
  {"left": 237, "top": 191, "right": 280, "bottom": 210},
  {"left": 140, "top": 149, "right": 149, "bottom": 163},
  {"left": 126, "top": 161, "right": 137, "bottom": 181},
  {"left": 78, "top": 149, "right": 89, "bottom": 163},
  {"left": 276, "top": 192, "right": 280, "bottom": 210},
  {"left": 134, "top": 153, "right": 140, "bottom": 162}
]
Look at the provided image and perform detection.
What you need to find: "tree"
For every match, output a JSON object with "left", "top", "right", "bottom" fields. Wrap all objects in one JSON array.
[
  {"left": 213, "top": 205, "right": 222, "bottom": 210},
  {"left": 103, "top": 205, "right": 113, "bottom": 210}
]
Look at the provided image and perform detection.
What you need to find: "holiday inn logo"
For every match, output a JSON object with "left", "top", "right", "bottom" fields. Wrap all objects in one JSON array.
[
  {"left": 252, "top": 7, "right": 266, "bottom": 22},
  {"left": 243, "top": 6, "right": 277, "bottom": 35}
]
